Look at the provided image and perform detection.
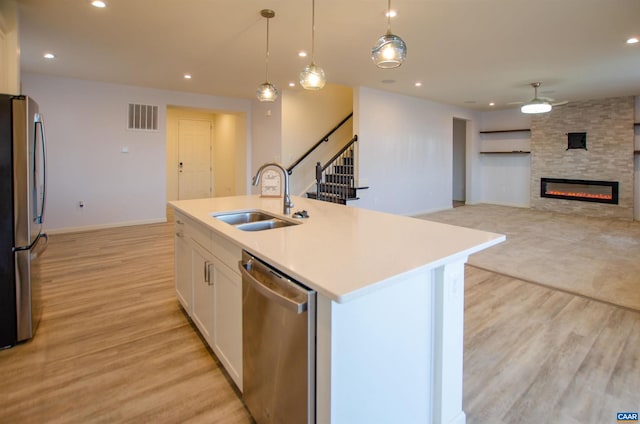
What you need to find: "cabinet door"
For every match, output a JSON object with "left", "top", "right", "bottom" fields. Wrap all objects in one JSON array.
[
  {"left": 212, "top": 260, "right": 243, "bottom": 390},
  {"left": 191, "top": 242, "right": 214, "bottom": 346},
  {"left": 174, "top": 224, "right": 192, "bottom": 313}
]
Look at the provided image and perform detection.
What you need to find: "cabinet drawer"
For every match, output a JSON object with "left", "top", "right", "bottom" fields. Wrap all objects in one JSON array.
[
  {"left": 175, "top": 210, "right": 240, "bottom": 273},
  {"left": 176, "top": 212, "right": 212, "bottom": 252},
  {"left": 212, "top": 231, "right": 241, "bottom": 273}
]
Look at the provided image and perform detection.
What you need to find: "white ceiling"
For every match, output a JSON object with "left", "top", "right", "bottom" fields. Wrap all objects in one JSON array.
[{"left": 16, "top": 0, "right": 640, "bottom": 111}]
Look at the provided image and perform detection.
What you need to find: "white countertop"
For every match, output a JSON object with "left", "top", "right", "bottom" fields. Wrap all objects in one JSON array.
[{"left": 169, "top": 195, "right": 505, "bottom": 303}]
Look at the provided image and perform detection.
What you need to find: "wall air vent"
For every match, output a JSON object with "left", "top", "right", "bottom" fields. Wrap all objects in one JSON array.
[{"left": 127, "top": 103, "right": 159, "bottom": 131}]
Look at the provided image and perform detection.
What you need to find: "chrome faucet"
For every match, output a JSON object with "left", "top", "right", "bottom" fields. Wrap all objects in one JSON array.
[{"left": 252, "top": 162, "right": 294, "bottom": 215}]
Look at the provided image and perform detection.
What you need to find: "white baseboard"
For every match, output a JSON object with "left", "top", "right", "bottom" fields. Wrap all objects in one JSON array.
[{"left": 44, "top": 218, "right": 167, "bottom": 235}]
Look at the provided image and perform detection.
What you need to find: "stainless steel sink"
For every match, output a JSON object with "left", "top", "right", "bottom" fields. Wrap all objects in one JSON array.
[
  {"left": 236, "top": 219, "right": 297, "bottom": 231},
  {"left": 214, "top": 211, "right": 278, "bottom": 225},
  {"left": 212, "top": 210, "right": 300, "bottom": 231}
]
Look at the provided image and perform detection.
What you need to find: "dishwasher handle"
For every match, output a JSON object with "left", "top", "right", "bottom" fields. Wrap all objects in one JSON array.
[{"left": 239, "top": 260, "right": 308, "bottom": 314}]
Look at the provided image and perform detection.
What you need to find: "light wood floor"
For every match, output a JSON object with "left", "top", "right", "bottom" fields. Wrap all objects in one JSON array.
[{"left": 0, "top": 220, "right": 638, "bottom": 423}]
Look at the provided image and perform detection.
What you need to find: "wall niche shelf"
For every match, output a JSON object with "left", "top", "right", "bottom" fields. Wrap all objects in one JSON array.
[
  {"left": 479, "top": 129, "right": 531, "bottom": 134},
  {"left": 480, "top": 151, "right": 530, "bottom": 154},
  {"left": 480, "top": 128, "right": 531, "bottom": 155}
]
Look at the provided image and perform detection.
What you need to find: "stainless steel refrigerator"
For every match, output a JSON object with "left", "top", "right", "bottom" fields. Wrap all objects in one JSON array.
[{"left": 0, "top": 94, "right": 47, "bottom": 349}]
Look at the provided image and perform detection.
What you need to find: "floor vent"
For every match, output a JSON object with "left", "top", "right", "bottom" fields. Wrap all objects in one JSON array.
[{"left": 128, "top": 103, "right": 159, "bottom": 131}]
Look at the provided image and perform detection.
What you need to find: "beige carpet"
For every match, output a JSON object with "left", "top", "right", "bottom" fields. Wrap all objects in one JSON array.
[{"left": 419, "top": 204, "right": 640, "bottom": 311}]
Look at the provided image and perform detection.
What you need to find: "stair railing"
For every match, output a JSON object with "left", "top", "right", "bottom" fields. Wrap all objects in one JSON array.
[
  {"left": 315, "top": 135, "right": 358, "bottom": 204},
  {"left": 287, "top": 112, "right": 353, "bottom": 175}
]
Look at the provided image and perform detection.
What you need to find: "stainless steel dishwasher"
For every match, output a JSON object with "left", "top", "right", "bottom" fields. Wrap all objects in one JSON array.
[{"left": 239, "top": 251, "right": 316, "bottom": 424}]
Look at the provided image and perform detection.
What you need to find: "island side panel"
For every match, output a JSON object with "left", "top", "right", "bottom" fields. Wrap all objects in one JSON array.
[
  {"left": 316, "top": 269, "right": 434, "bottom": 423},
  {"left": 432, "top": 260, "right": 467, "bottom": 424}
]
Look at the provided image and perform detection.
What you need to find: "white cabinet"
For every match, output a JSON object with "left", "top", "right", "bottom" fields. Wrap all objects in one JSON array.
[
  {"left": 212, "top": 258, "right": 243, "bottom": 388},
  {"left": 191, "top": 240, "right": 215, "bottom": 346},
  {"left": 173, "top": 211, "right": 243, "bottom": 390},
  {"left": 174, "top": 218, "right": 192, "bottom": 312}
]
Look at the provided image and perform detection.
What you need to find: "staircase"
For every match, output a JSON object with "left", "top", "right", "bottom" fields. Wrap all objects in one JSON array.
[
  {"left": 286, "top": 112, "right": 367, "bottom": 205},
  {"left": 306, "top": 136, "right": 366, "bottom": 205}
]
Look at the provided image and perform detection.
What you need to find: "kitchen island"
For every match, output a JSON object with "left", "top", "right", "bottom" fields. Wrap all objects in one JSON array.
[{"left": 169, "top": 195, "right": 504, "bottom": 424}]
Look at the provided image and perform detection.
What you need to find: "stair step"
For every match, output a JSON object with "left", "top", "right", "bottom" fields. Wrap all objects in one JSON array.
[
  {"left": 318, "top": 183, "right": 356, "bottom": 198},
  {"left": 331, "top": 164, "right": 353, "bottom": 175},
  {"left": 306, "top": 192, "right": 348, "bottom": 205},
  {"left": 325, "top": 174, "right": 353, "bottom": 184}
]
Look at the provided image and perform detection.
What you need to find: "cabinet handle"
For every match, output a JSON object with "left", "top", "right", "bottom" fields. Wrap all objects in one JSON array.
[
  {"left": 204, "top": 261, "right": 214, "bottom": 285},
  {"left": 176, "top": 219, "right": 184, "bottom": 225},
  {"left": 175, "top": 231, "right": 184, "bottom": 238},
  {"left": 207, "top": 262, "right": 214, "bottom": 286}
]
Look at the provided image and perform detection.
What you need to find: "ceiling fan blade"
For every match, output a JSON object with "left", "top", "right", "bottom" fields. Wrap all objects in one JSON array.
[
  {"left": 551, "top": 100, "right": 568, "bottom": 106},
  {"left": 507, "top": 101, "right": 524, "bottom": 106}
]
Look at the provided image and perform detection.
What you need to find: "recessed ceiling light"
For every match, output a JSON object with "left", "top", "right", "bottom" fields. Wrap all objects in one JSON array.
[
  {"left": 489, "top": 102, "right": 495, "bottom": 106},
  {"left": 414, "top": 82, "right": 422, "bottom": 87},
  {"left": 183, "top": 74, "right": 192, "bottom": 79},
  {"left": 91, "top": 1, "right": 106, "bottom": 8},
  {"left": 627, "top": 37, "right": 639, "bottom": 44},
  {"left": 298, "top": 51, "right": 307, "bottom": 58},
  {"left": 43, "top": 53, "right": 55, "bottom": 59},
  {"left": 288, "top": 82, "right": 296, "bottom": 87},
  {"left": 385, "top": 10, "right": 397, "bottom": 18}
]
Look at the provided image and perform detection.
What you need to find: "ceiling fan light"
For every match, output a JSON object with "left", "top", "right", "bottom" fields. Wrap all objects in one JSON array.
[
  {"left": 521, "top": 99, "right": 552, "bottom": 114},
  {"left": 299, "top": 62, "right": 326, "bottom": 90},
  {"left": 371, "top": 33, "right": 407, "bottom": 68},
  {"left": 256, "top": 82, "right": 279, "bottom": 102}
]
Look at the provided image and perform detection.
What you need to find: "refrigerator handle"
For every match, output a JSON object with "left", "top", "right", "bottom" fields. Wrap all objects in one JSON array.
[
  {"left": 35, "top": 116, "right": 46, "bottom": 224},
  {"left": 31, "top": 233, "right": 48, "bottom": 260}
]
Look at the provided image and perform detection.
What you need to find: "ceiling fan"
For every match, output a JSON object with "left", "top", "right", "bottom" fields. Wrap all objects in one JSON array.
[{"left": 510, "top": 82, "right": 568, "bottom": 114}]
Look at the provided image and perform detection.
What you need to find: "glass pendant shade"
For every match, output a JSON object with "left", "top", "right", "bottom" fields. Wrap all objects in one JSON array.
[
  {"left": 300, "top": 0, "right": 325, "bottom": 90},
  {"left": 256, "top": 82, "right": 279, "bottom": 102},
  {"left": 521, "top": 99, "right": 552, "bottom": 114},
  {"left": 299, "top": 62, "right": 326, "bottom": 90},
  {"left": 371, "top": 32, "right": 407, "bottom": 68}
]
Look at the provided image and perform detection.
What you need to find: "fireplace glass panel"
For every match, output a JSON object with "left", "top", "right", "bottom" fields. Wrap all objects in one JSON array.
[
  {"left": 545, "top": 182, "right": 612, "bottom": 200},
  {"left": 540, "top": 178, "right": 619, "bottom": 204}
]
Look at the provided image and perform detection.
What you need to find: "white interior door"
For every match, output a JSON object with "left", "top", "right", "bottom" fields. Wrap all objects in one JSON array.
[{"left": 178, "top": 119, "right": 213, "bottom": 200}]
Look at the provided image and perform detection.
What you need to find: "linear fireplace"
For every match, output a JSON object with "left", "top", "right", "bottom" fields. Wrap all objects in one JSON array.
[{"left": 540, "top": 178, "right": 619, "bottom": 204}]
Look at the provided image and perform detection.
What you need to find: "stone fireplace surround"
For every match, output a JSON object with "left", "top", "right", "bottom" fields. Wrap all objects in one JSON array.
[{"left": 529, "top": 96, "right": 635, "bottom": 220}]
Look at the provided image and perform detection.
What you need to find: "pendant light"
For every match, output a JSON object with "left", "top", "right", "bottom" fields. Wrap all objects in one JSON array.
[
  {"left": 256, "top": 9, "right": 279, "bottom": 102},
  {"left": 371, "top": 0, "right": 407, "bottom": 68},
  {"left": 299, "top": 0, "right": 326, "bottom": 90},
  {"left": 521, "top": 82, "right": 552, "bottom": 114}
]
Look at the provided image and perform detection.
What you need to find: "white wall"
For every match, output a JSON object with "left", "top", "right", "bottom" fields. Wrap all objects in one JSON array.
[
  {"left": 250, "top": 97, "right": 282, "bottom": 194},
  {"left": 452, "top": 118, "right": 466, "bottom": 201},
  {"left": 477, "top": 108, "right": 532, "bottom": 207},
  {"left": 352, "top": 87, "right": 480, "bottom": 216},
  {"left": 214, "top": 113, "right": 247, "bottom": 197},
  {"left": 635, "top": 96, "right": 640, "bottom": 220},
  {"left": 0, "top": 0, "right": 20, "bottom": 94},
  {"left": 22, "top": 73, "right": 251, "bottom": 232}
]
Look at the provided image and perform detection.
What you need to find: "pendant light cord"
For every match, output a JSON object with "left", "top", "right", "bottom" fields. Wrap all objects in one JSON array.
[
  {"left": 265, "top": 16, "right": 270, "bottom": 81},
  {"left": 387, "top": 0, "right": 391, "bottom": 33},
  {"left": 311, "top": 0, "right": 316, "bottom": 62}
]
